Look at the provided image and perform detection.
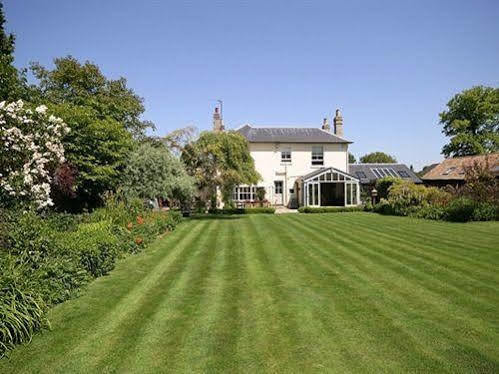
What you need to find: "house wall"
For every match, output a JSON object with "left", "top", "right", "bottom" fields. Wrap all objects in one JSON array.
[{"left": 248, "top": 142, "right": 349, "bottom": 206}]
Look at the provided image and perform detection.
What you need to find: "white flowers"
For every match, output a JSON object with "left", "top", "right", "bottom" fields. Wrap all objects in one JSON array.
[
  {"left": 1, "top": 100, "right": 70, "bottom": 210},
  {"left": 35, "top": 105, "right": 48, "bottom": 114}
]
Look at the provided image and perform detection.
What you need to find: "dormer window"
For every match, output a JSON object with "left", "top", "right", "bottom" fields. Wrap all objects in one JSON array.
[
  {"left": 281, "top": 149, "right": 292, "bottom": 163},
  {"left": 312, "top": 146, "right": 324, "bottom": 165}
]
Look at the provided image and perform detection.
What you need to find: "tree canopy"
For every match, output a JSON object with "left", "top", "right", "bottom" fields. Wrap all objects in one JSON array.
[
  {"left": 29, "top": 56, "right": 154, "bottom": 138},
  {"left": 20, "top": 56, "right": 158, "bottom": 209},
  {"left": 348, "top": 152, "right": 356, "bottom": 164},
  {"left": 122, "top": 143, "right": 195, "bottom": 203},
  {"left": 439, "top": 86, "right": 499, "bottom": 157},
  {"left": 181, "top": 131, "right": 260, "bottom": 205},
  {"left": 0, "top": 2, "right": 25, "bottom": 101},
  {"left": 359, "top": 152, "right": 397, "bottom": 164},
  {"left": 50, "top": 104, "right": 133, "bottom": 208}
]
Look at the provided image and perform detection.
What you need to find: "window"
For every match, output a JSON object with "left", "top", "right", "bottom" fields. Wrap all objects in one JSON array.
[
  {"left": 443, "top": 167, "right": 456, "bottom": 175},
  {"left": 281, "top": 150, "right": 291, "bottom": 163},
  {"left": 312, "top": 146, "right": 324, "bottom": 165},
  {"left": 289, "top": 188, "right": 294, "bottom": 194},
  {"left": 397, "top": 170, "right": 410, "bottom": 178},
  {"left": 355, "top": 171, "right": 367, "bottom": 179},
  {"left": 371, "top": 168, "right": 398, "bottom": 178},
  {"left": 233, "top": 186, "right": 258, "bottom": 201},
  {"left": 274, "top": 181, "right": 283, "bottom": 194},
  {"left": 371, "top": 168, "right": 383, "bottom": 178}
]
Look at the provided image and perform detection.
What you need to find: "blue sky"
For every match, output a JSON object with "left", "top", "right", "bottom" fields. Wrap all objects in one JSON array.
[{"left": 5, "top": 0, "right": 499, "bottom": 169}]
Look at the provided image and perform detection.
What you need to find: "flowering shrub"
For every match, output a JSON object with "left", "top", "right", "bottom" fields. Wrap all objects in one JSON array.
[{"left": 0, "top": 100, "right": 69, "bottom": 209}]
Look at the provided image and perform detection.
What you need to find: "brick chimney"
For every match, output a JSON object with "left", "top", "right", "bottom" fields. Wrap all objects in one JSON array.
[
  {"left": 321, "top": 117, "right": 330, "bottom": 132},
  {"left": 213, "top": 107, "right": 224, "bottom": 132},
  {"left": 333, "top": 109, "right": 344, "bottom": 138}
]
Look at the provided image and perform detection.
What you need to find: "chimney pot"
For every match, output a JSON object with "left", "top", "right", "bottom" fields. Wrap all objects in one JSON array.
[
  {"left": 333, "top": 108, "right": 344, "bottom": 138},
  {"left": 213, "top": 106, "right": 224, "bottom": 132},
  {"left": 321, "top": 117, "right": 330, "bottom": 132}
]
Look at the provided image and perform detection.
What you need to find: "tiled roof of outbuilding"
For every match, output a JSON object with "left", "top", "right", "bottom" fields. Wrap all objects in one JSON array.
[{"left": 421, "top": 153, "right": 499, "bottom": 181}]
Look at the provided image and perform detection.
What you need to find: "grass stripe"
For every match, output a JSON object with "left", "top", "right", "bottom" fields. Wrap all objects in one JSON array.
[{"left": 284, "top": 214, "right": 499, "bottom": 370}]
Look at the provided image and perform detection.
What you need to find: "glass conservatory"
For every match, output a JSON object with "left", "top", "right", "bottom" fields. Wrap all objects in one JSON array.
[{"left": 301, "top": 167, "right": 360, "bottom": 207}]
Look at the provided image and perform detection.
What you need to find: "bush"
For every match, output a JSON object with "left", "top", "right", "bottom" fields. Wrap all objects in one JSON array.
[
  {"left": 244, "top": 207, "right": 275, "bottom": 214},
  {"left": 363, "top": 201, "right": 374, "bottom": 212},
  {"left": 60, "top": 221, "right": 120, "bottom": 278},
  {"left": 207, "top": 207, "right": 275, "bottom": 215},
  {"left": 373, "top": 198, "right": 394, "bottom": 215},
  {"left": 471, "top": 202, "right": 498, "bottom": 221},
  {"left": 413, "top": 205, "right": 446, "bottom": 220},
  {"left": 386, "top": 182, "right": 429, "bottom": 216},
  {"left": 443, "top": 197, "right": 476, "bottom": 222},
  {"left": 0, "top": 200, "right": 183, "bottom": 356},
  {"left": 375, "top": 177, "right": 402, "bottom": 199},
  {"left": 0, "top": 282, "right": 48, "bottom": 358},
  {"left": 298, "top": 206, "right": 364, "bottom": 214}
]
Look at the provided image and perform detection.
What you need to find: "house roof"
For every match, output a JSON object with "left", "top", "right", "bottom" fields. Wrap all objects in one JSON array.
[
  {"left": 349, "top": 163, "right": 422, "bottom": 184},
  {"left": 235, "top": 124, "right": 351, "bottom": 144},
  {"left": 421, "top": 153, "right": 499, "bottom": 181}
]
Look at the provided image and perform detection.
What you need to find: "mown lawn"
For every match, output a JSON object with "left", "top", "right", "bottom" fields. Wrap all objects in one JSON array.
[{"left": 1, "top": 213, "right": 498, "bottom": 373}]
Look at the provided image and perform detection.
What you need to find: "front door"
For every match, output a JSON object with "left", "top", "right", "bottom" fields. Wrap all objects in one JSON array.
[{"left": 274, "top": 181, "right": 283, "bottom": 205}]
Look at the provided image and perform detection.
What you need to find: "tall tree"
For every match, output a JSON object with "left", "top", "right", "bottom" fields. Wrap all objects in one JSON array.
[
  {"left": 439, "top": 86, "right": 499, "bottom": 157},
  {"left": 51, "top": 104, "right": 133, "bottom": 209},
  {"left": 360, "top": 152, "right": 397, "bottom": 163},
  {"left": 0, "top": 1, "right": 23, "bottom": 101},
  {"left": 181, "top": 131, "right": 260, "bottom": 206},
  {"left": 29, "top": 56, "right": 154, "bottom": 138},
  {"left": 122, "top": 143, "right": 195, "bottom": 204},
  {"left": 348, "top": 152, "right": 356, "bottom": 164}
]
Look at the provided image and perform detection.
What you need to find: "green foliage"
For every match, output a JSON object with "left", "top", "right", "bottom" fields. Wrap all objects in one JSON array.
[
  {"left": 207, "top": 207, "right": 275, "bottom": 214},
  {"left": 298, "top": 206, "right": 364, "bottom": 213},
  {"left": 182, "top": 131, "right": 260, "bottom": 206},
  {"left": 0, "top": 2, "right": 25, "bottom": 101},
  {"left": 471, "top": 202, "right": 498, "bottom": 221},
  {"left": 439, "top": 86, "right": 499, "bottom": 157},
  {"left": 459, "top": 158, "right": 499, "bottom": 204},
  {"left": 363, "top": 201, "right": 374, "bottom": 211},
  {"left": 372, "top": 179, "right": 497, "bottom": 222},
  {"left": 444, "top": 197, "right": 476, "bottom": 222},
  {"left": 375, "top": 176, "right": 402, "bottom": 199},
  {"left": 413, "top": 205, "right": 446, "bottom": 220},
  {"left": 122, "top": 143, "right": 195, "bottom": 204},
  {"left": 29, "top": 56, "right": 153, "bottom": 138},
  {"left": 24, "top": 56, "right": 155, "bottom": 209},
  {"left": 348, "top": 152, "right": 356, "bottom": 164},
  {"left": 359, "top": 152, "right": 397, "bottom": 164},
  {"left": 50, "top": 103, "right": 134, "bottom": 209},
  {"left": 255, "top": 187, "right": 266, "bottom": 202},
  {"left": 0, "top": 277, "right": 48, "bottom": 358},
  {"left": 0, "top": 199, "right": 183, "bottom": 356},
  {"left": 387, "top": 182, "right": 432, "bottom": 216},
  {"left": 59, "top": 221, "right": 120, "bottom": 277}
]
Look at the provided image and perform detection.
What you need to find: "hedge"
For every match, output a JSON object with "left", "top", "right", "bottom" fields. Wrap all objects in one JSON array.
[
  {"left": 298, "top": 206, "right": 364, "bottom": 214},
  {"left": 207, "top": 207, "right": 275, "bottom": 215}
]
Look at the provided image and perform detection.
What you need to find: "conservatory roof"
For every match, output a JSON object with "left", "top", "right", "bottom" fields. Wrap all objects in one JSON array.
[{"left": 302, "top": 167, "right": 359, "bottom": 182}]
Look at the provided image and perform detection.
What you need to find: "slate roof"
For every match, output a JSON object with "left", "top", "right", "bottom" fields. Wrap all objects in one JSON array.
[
  {"left": 236, "top": 124, "right": 351, "bottom": 144},
  {"left": 349, "top": 163, "right": 422, "bottom": 184},
  {"left": 422, "top": 153, "right": 499, "bottom": 181}
]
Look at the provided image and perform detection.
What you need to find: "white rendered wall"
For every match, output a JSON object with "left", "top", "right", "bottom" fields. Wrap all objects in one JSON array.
[{"left": 248, "top": 142, "right": 349, "bottom": 205}]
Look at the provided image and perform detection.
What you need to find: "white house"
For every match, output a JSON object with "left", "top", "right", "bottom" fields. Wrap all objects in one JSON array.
[{"left": 213, "top": 107, "right": 360, "bottom": 208}]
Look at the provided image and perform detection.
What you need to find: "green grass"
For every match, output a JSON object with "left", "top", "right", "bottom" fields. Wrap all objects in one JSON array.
[{"left": 1, "top": 213, "right": 498, "bottom": 373}]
